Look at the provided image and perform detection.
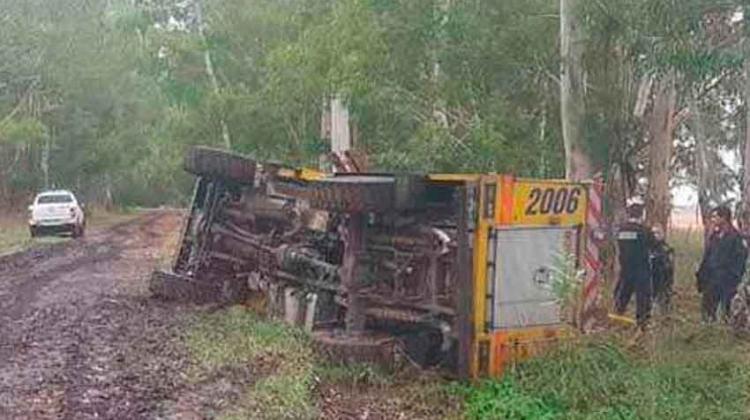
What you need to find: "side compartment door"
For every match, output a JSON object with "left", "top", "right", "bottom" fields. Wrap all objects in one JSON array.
[{"left": 490, "top": 226, "right": 579, "bottom": 330}]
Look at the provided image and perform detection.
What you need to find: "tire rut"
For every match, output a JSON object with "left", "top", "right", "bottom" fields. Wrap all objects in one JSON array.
[{"left": 0, "top": 211, "right": 192, "bottom": 420}]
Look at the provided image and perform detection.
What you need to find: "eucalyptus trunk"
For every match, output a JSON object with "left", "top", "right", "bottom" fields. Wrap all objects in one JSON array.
[
  {"left": 560, "top": 0, "right": 592, "bottom": 181},
  {"left": 645, "top": 74, "right": 677, "bottom": 232},
  {"left": 741, "top": 26, "right": 750, "bottom": 231},
  {"left": 690, "top": 93, "right": 715, "bottom": 232},
  {"left": 195, "top": 0, "right": 231, "bottom": 149}
]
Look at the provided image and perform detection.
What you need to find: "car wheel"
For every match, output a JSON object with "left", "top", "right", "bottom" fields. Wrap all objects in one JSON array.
[{"left": 29, "top": 227, "right": 38, "bottom": 238}]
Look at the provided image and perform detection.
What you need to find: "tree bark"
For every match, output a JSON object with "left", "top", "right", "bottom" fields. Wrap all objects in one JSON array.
[
  {"left": 194, "top": 0, "right": 231, "bottom": 149},
  {"left": 741, "top": 18, "right": 750, "bottom": 232},
  {"left": 690, "top": 93, "right": 715, "bottom": 230},
  {"left": 645, "top": 74, "right": 677, "bottom": 231},
  {"left": 431, "top": 0, "right": 451, "bottom": 128},
  {"left": 41, "top": 128, "right": 52, "bottom": 189},
  {"left": 560, "top": 0, "right": 591, "bottom": 180}
]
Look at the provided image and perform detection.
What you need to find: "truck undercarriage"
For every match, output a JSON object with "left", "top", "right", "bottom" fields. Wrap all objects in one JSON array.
[{"left": 151, "top": 147, "right": 469, "bottom": 370}]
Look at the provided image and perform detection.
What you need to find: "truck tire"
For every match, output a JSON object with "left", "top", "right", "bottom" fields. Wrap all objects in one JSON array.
[
  {"left": 149, "top": 270, "right": 216, "bottom": 303},
  {"left": 308, "top": 175, "right": 426, "bottom": 213},
  {"left": 184, "top": 146, "right": 257, "bottom": 185}
]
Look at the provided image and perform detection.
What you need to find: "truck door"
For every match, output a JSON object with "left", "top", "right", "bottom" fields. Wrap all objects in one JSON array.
[{"left": 489, "top": 226, "right": 580, "bottom": 330}]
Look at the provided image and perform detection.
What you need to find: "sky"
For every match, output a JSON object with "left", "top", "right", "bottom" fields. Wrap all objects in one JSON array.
[
  {"left": 673, "top": 148, "right": 740, "bottom": 208},
  {"left": 673, "top": 185, "right": 698, "bottom": 208}
]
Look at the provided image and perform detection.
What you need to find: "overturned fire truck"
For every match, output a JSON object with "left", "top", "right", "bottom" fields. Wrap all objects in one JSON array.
[{"left": 151, "top": 147, "right": 593, "bottom": 379}]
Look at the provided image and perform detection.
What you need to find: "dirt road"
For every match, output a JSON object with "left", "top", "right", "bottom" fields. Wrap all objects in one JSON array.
[{"left": 0, "top": 211, "right": 192, "bottom": 419}]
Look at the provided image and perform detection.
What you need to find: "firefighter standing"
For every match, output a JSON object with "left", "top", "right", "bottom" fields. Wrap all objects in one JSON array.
[
  {"left": 696, "top": 206, "right": 748, "bottom": 323},
  {"left": 614, "top": 198, "right": 655, "bottom": 329},
  {"left": 650, "top": 225, "right": 674, "bottom": 315}
]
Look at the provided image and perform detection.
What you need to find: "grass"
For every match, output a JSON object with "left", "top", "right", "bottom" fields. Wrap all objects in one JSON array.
[
  {"left": 186, "top": 228, "right": 748, "bottom": 419},
  {"left": 0, "top": 220, "right": 35, "bottom": 255},
  {"left": 0, "top": 208, "right": 139, "bottom": 255},
  {"left": 463, "top": 329, "right": 750, "bottom": 419},
  {"left": 0, "top": 215, "right": 66, "bottom": 254},
  {"left": 186, "top": 306, "right": 318, "bottom": 420},
  {"left": 186, "top": 307, "right": 464, "bottom": 419},
  {"left": 313, "top": 362, "right": 392, "bottom": 388},
  {"left": 462, "top": 227, "right": 750, "bottom": 419}
]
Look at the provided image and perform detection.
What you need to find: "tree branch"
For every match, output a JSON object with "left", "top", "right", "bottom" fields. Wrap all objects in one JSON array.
[{"left": 672, "top": 69, "right": 734, "bottom": 127}]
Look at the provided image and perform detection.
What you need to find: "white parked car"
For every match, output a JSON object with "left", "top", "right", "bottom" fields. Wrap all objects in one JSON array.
[{"left": 28, "top": 190, "right": 86, "bottom": 238}]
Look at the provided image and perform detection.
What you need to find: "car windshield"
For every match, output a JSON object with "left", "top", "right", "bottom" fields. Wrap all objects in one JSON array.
[{"left": 37, "top": 194, "right": 73, "bottom": 204}]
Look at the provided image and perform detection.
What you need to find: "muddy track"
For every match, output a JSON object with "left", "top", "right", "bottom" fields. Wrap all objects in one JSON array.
[{"left": 0, "top": 211, "right": 194, "bottom": 419}]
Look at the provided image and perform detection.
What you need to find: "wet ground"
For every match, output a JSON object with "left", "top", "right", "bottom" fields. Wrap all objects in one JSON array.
[
  {"left": 0, "top": 210, "right": 463, "bottom": 420},
  {"left": 0, "top": 211, "right": 192, "bottom": 419}
]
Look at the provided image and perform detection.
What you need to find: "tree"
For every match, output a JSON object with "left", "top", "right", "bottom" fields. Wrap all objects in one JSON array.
[
  {"left": 742, "top": 7, "right": 750, "bottom": 230},
  {"left": 560, "top": 0, "right": 592, "bottom": 180},
  {"left": 645, "top": 74, "right": 677, "bottom": 229}
]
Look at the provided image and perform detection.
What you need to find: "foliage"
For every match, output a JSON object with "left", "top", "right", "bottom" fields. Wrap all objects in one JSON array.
[
  {"left": 462, "top": 226, "right": 750, "bottom": 420},
  {"left": 0, "top": 0, "right": 572, "bottom": 208},
  {"left": 186, "top": 306, "right": 466, "bottom": 419},
  {"left": 0, "top": 210, "right": 137, "bottom": 254},
  {"left": 0, "top": 0, "right": 745, "bottom": 218},
  {"left": 548, "top": 252, "right": 585, "bottom": 325},
  {"left": 463, "top": 335, "right": 750, "bottom": 420},
  {"left": 187, "top": 306, "right": 318, "bottom": 419},
  {"left": 187, "top": 306, "right": 313, "bottom": 371},
  {"left": 460, "top": 378, "right": 563, "bottom": 420},
  {"left": 0, "top": 118, "right": 47, "bottom": 146}
]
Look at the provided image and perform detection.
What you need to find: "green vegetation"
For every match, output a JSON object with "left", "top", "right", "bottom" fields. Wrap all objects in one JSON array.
[
  {"left": 463, "top": 331, "right": 750, "bottom": 420},
  {"left": 185, "top": 306, "right": 464, "bottom": 419},
  {"left": 461, "top": 228, "right": 750, "bottom": 420},
  {"left": 3, "top": 0, "right": 743, "bottom": 416},
  {"left": 313, "top": 362, "right": 392, "bottom": 388},
  {"left": 185, "top": 229, "right": 750, "bottom": 420},
  {"left": 187, "top": 307, "right": 318, "bottom": 420},
  {"left": 0, "top": 210, "right": 137, "bottom": 254},
  {"left": 0, "top": 220, "right": 63, "bottom": 255}
]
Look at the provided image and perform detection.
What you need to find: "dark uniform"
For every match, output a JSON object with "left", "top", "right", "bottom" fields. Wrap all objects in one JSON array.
[
  {"left": 615, "top": 221, "right": 654, "bottom": 326},
  {"left": 650, "top": 239, "right": 674, "bottom": 314},
  {"left": 697, "top": 226, "right": 748, "bottom": 322}
]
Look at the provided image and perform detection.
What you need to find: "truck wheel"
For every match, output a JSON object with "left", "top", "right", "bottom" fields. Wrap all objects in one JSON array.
[
  {"left": 308, "top": 175, "right": 426, "bottom": 213},
  {"left": 184, "top": 146, "right": 257, "bottom": 185},
  {"left": 150, "top": 270, "right": 205, "bottom": 302}
]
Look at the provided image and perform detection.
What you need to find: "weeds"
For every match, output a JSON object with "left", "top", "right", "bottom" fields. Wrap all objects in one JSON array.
[
  {"left": 249, "top": 373, "right": 317, "bottom": 420},
  {"left": 548, "top": 251, "right": 585, "bottom": 326},
  {"left": 314, "top": 363, "right": 392, "bottom": 388},
  {"left": 186, "top": 307, "right": 464, "bottom": 419},
  {"left": 465, "top": 333, "right": 750, "bottom": 419},
  {"left": 463, "top": 228, "right": 750, "bottom": 419},
  {"left": 0, "top": 210, "right": 138, "bottom": 255},
  {"left": 0, "top": 213, "right": 53, "bottom": 254},
  {"left": 186, "top": 306, "right": 318, "bottom": 420},
  {"left": 187, "top": 306, "right": 311, "bottom": 370},
  {"left": 186, "top": 228, "right": 749, "bottom": 420}
]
